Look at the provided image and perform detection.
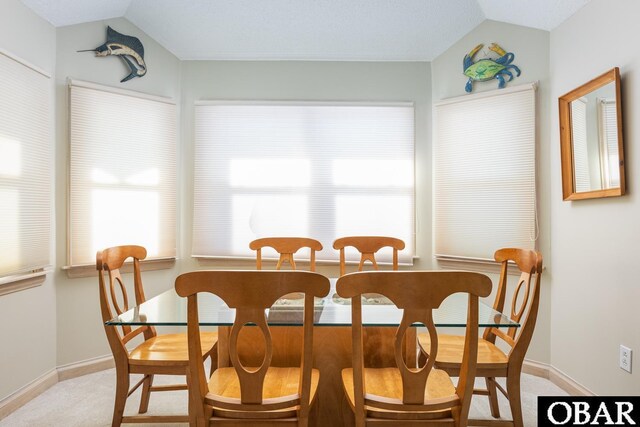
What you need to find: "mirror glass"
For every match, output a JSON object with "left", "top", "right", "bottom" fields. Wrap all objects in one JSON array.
[
  {"left": 570, "top": 81, "right": 619, "bottom": 192},
  {"left": 559, "top": 67, "right": 625, "bottom": 201}
]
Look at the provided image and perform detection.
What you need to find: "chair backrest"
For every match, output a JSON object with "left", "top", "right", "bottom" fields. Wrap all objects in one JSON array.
[
  {"left": 249, "top": 237, "right": 323, "bottom": 271},
  {"left": 337, "top": 271, "right": 491, "bottom": 419},
  {"left": 175, "top": 270, "right": 330, "bottom": 413},
  {"left": 96, "top": 245, "right": 155, "bottom": 359},
  {"left": 485, "top": 248, "right": 543, "bottom": 367},
  {"left": 333, "top": 236, "right": 405, "bottom": 276}
]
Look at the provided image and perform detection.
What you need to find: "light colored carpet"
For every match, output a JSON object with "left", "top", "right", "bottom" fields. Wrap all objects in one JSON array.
[{"left": 0, "top": 369, "right": 567, "bottom": 426}]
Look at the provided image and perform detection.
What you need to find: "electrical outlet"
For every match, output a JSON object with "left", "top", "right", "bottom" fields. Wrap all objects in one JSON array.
[{"left": 620, "top": 345, "right": 632, "bottom": 373}]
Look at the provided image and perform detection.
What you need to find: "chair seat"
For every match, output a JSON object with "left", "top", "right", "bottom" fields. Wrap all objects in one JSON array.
[
  {"left": 418, "top": 333, "right": 508, "bottom": 370},
  {"left": 207, "top": 366, "right": 319, "bottom": 401},
  {"left": 129, "top": 331, "right": 218, "bottom": 365},
  {"left": 341, "top": 367, "right": 456, "bottom": 420},
  {"left": 205, "top": 367, "right": 320, "bottom": 418}
]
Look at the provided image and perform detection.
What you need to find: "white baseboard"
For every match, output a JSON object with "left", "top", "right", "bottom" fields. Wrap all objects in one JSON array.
[
  {"left": 57, "top": 354, "right": 114, "bottom": 381},
  {"left": 522, "top": 359, "right": 550, "bottom": 379},
  {"left": 0, "top": 369, "right": 58, "bottom": 420},
  {"left": 0, "top": 355, "right": 594, "bottom": 421},
  {"left": 0, "top": 354, "right": 114, "bottom": 421},
  {"left": 524, "top": 359, "right": 594, "bottom": 396},
  {"left": 547, "top": 364, "right": 595, "bottom": 396}
]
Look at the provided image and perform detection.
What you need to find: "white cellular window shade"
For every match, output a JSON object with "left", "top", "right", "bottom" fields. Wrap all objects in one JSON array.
[
  {"left": 193, "top": 102, "right": 415, "bottom": 263},
  {"left": 434, "top": 84, "right": 536, "bottom": 261},
  {"left": 69, "top": 81, "right": 177, "bottom": 266},
  {"left": 599, "top": 98, "right": 620, "bottom": 188},
  {"left": 0, "top": 50, "right": 52, "bottom": 279},
  {"left": 571, "top": 98, "right": 591, "bottom": 192}
]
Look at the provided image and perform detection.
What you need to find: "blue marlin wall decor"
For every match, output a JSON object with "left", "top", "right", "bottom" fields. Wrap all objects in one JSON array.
[{"left": 78, "top": 26, "right": 147, "bottom": 83}]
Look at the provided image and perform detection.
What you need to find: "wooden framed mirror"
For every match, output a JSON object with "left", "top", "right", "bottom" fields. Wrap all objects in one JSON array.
[{"left": 559, "top": 67, "right": 625, "bottom": 201}]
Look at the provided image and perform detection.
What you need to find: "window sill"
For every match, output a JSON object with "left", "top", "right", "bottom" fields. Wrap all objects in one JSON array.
[
  {"left": 435, "top": 256, "right": 522, "bottom": 276},
  {"left": 192, "top": 255, "right": 416, "bottom": 268},
  {"left": 0, "top": 270, "right": 47, "bottom": 296},
  {"left": 63, "top": 257, "right": 176, "bottom": 279}
]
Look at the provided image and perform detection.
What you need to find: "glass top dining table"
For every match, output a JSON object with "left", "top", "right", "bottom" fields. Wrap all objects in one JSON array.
[{"left": 107, "top": 278, "right": 519, "bottom": 329}]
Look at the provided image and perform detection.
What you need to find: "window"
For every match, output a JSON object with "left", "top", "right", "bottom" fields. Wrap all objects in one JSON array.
[
  {"left": 571, "top": 98, "right": 591, "bottom": 192},
  {"left": 193, "top": 102, "right": 414, "bottom": 263},
  {"left": 433, "top": 84, "right": 536, "bottom": 261},
  {"left": 598, "top": 98, "right": 620, "bottom": 188},
  {"left": 0, "top": 49, "right": 52, "bottom": 282},
  {"left": 68, "top": 81, "right": 177, "bottom": 267}
]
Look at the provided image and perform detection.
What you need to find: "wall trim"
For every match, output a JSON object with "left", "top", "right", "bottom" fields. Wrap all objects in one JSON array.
[
  {"left": 0, "top": 272, "right": 46, "bottom": 296},
  {"left": 523, "top": 359, "right": 595, "bottom": 396},
  {"left": 57, "top": 354, "right": 114, "bottom": 381},
  {"left": 0, "top": 355, "right": 113, "bottom": 421},
  {"left": 0, "top": 369, "right": 58, "bottom": 420},
  {"left": 0, "top": 357, "right": 594, "bottom": 420},
  {"left": 522, "top": 359, "right": 550, "bottom": 379},
  {"left": 547, "top": 364, "right": 595, "bottom": 396},
  {"left": 63, "top": 258, "right": 176, "bottom": 279}
]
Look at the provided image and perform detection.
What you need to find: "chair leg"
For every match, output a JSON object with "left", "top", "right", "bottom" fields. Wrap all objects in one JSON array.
[
  {"left": 452, "top": 404, "right": 466, "bottom": 427},
  {"left": 188, "top": 372, "right": 200, "bottom": 427},
  {"left": 506, "top": 373, "right": 524, "bottom": 427},
  {"left": 199, "top": 406, "right": 214, "bottom": 427},
  {"left": 485, "top": 377, "right": 501, "bottom": 418},
  {"left": 138, "top": 374, "right": 154, "bottom": 413},
  {"left": 112, "top": 371, "right": 130, "bottom": 427},
  {"left": 418, "top": 349, "right": 427, "bottom": 367},
  {"left": 208, "top": 344, "right": 218, "bottom": 377}
]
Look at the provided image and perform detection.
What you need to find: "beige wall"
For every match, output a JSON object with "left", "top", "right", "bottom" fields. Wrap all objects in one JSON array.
[
  {"left": 431, "top": 20, "right": 551, "bottom": 364},
  {"left": 0, "top": 0, "right": 57, "bottom": 402},
  {"left": 54, "top": 18, "right": 183, "bottom": 365},
  {"left": 550, "top": 0, "right": 640, "bottom": 394}
]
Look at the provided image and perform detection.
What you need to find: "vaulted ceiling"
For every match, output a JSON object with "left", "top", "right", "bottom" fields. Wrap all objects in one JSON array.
[{"left": 20, "top": 0, "right": 590, "bottom": 61}]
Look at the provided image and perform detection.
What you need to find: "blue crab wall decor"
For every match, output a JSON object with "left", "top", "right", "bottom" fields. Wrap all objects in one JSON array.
[{"left": 463, "top": 43, "right": 521, "bottom": 93}]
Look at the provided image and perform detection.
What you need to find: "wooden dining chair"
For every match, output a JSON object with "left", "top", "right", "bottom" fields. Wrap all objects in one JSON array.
[
  {"left": 175, "top": 270, "right": 330, "bottom": 426},
  {"left": 337, "top": 270, "right": 492, "bottom": 427},
  {"left": 249, "top": 237, "right": 323, "bottom": 271},
  {"left": 97, "top": 245, "right": 218, "bottom": 426},
  {"left": 418, "top": 248, "right": 543, "bottom": 427},
  {"left": 333, "top": 236, "right": 405, "bottom": 276}
]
